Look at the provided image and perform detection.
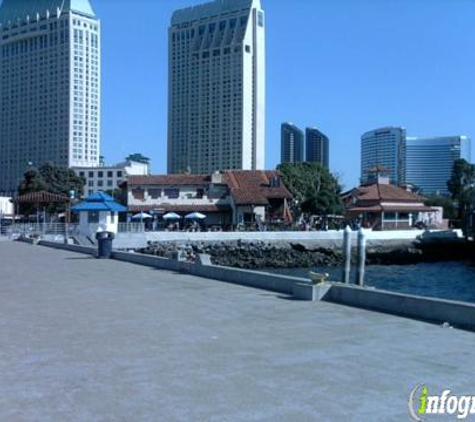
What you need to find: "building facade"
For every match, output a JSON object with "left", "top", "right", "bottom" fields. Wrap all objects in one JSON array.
[
  {"left": 168, "top": 0, "right": 265, "bottom": 174},
  {"left": 406, "top": 136, "right": 472, "bottom": 195},
  {"left": 343, "top": 175, "right": 442, "bottom": 231},
  {"left": 125, "top": 170, "right": 292, "bottom": 227},
  {"left": 306, "top": 127, "right": 329, "bottom": 168},
  {"left": 73, "top": 157, "right": 150, "bottom": 197},
  {"left": 281, "top": 123, "right": 304, "bottom": 164},
  {"left": 0, "top": 0, "right": 101, "bottom": 195},
  {"left": 361, "top": 127, "right": 406, "bottom": 185}
]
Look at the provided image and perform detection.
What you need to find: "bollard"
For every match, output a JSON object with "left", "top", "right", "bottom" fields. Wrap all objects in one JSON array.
[
  {"left": 355, "top": 228, "right": 367, "bottom": 286},
  {"left": 342, "top": 225, "right": 352, "bottom": 284}
]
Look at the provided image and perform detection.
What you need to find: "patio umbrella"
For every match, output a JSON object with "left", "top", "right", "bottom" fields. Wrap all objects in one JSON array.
[
  {"left": 185, "top": 212, "right": 206, "bottom": 220},
  {"left": 132, "top": 212, "right": 153, "bottom": 220},
  {"left": 163, "top": 212, "right": 181, "bottom": 220}
]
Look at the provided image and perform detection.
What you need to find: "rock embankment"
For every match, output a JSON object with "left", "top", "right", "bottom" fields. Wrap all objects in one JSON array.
[{"left": 136, "top": 240, "right": 450, "bottom": 269}]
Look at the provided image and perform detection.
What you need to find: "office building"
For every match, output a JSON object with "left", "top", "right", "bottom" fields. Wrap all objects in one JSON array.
[
  {"left": 73, "top": 156, "right": 150, "bottom": 197},
  {"left": 306, "top": 127, "right": 329, "bottom": 168},
  {"left": 361, "top": 127, "right": 406, "bottom": 185},
  {"left": 406, "top": 136, "right": 472, "bottom": 195},
  {"left": 0, "top": 0, "right": 101, "bottom": 195},
  {"left": 168, "top": 0, "right": 265, "bottom": 174},
  {"left": 281, "top": 123, "right": 304, "bottom": 164}
]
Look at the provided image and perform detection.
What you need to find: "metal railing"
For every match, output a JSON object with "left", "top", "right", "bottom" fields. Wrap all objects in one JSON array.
[
  {"left": 118, "top": 222, "right": 145, "bottom": 233},
  {"left": 0, "top": 223, "right": 80, "bottom": 239}
]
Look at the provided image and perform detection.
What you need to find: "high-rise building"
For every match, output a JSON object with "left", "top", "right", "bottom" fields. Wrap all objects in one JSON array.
[
  {"left": 306, "top": 127, "right": 329, "bottom": 168},
  {"left": 0, "top": 0, "right": 101, "bottom": 195},
  {"left": 361, "top": 127, "right": 406, "bottom": 185},
  {"left": 281, "top": 123, "right": 304, "bottom": 164},
  {"left": 168, "top": 0, "right": 265, "bottom": 174},
  {"left": 406, "top": 136, "right": 472, "bottom": 195}
]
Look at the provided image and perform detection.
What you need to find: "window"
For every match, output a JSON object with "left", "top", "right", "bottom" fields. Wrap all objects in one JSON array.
[
  {"left": 196, "top": 188, "right": 204, "bottom": 199},
  {"left": 149, "top": 188, "right": 162, "bottom": 199},
  {"left": 117, "top": 171, "right": 123, "bottom": 178},
  {"left": 88, "top": 211, "right": 99, "bottom": 223},
  {"left": 88, "top": 171, "right": 94, "bottom": 178},
  {"left": 245, "top": 45, "right": 251, "bottom": 53},
  {"left": 107, "top": 171, "right": 113, "bottom": 178},
  {"left": 98, "top": 181, "right": 103, "bottom": 187},
  {"left": 98, "top": 171, "right": 103, "bottom": 177},
  {"left": 107, "top": 180, "right": 113, "bottom": 187},
  {"left": 258, "top": 11, "right": 264, "bottom": 27},
  {"left": 132, "top": 188, "right": 145, "bottom": 200},
  {"left": 164, "top": 188, "right": 180, "bottom": 199}
]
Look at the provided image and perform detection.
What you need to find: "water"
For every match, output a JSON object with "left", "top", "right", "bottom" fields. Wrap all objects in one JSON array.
[{"left": 264, "top": 262, "right": 475, "bottom": 304}]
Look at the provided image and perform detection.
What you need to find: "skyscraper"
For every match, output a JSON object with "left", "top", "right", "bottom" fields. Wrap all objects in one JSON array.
[
  {"left": 406, "top": 136, "right": 472, "bottom": 195},
  {"left": 281, "top": 123, "right": 304, "bottom": 164},
  {"left": 306, "top": 127, "right": 329, "bottom": 168},
  {"left": 361, "top": 127, "right": 406, "bottom": 185},
  {"left": 0, "top": 0, "right": 101, "bottom": 194},
  {"left": 168, "top": 0, "right": 265, "bottom": 174}
]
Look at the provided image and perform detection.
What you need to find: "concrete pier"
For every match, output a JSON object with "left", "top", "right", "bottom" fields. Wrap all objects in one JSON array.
[{"left": 1, "top": 242, "right": 474, "bottom": 421}]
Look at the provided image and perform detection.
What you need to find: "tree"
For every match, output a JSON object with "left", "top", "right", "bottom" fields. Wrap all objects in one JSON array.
[
  {"left": 17, "top": 163, "right": 86, "bottom": 214},
  {"left": 277, "top": 162, "right": 344, "bottom": 217},
  {"left": 424, "top": 194, "right": 457, "bottom": 220},
  {"left": 447, "top": 159, "right": 475, "bottom": 219},
  {"left": 126, "top": 153, "right": 150, "bottom": 165}
]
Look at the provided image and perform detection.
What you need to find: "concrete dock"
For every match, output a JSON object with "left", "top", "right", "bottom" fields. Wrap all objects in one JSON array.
[{"left": 1, "top": 242, "right": 474, "bottom": 421}]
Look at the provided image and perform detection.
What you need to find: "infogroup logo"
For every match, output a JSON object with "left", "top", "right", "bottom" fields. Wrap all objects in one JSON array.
[{"left": 408, "top": 385, "right": 475, "bottom": 421}]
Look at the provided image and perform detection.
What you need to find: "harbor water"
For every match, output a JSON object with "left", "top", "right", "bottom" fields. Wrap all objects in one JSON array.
[{"left": 266, "top": 262, "right": 475, "bottom": 304}]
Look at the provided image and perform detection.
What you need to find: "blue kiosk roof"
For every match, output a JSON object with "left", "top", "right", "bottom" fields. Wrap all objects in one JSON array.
[{"left": 71, "top": 192, "right": 127, "bottom": 213}]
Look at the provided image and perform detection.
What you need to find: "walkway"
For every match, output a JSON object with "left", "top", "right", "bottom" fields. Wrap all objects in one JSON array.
[{"left": 0, "top": 242, "right": 473, "bottom": 421}]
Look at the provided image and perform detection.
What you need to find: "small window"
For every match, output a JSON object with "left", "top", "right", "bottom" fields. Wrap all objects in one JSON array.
[
  {"left": 258, "top": 11, "right": 264, "bottom": 27},
  {"left": 149, "top": 189, "right": 162, "bottom": 199},
  {"left": 98, "top": 181, "right": 103, "bottom": 187},
  {"left": 245, "top": 45, "right": 251, "bottom": 53},
  {"left": 132, "top": 188, "right": 145, "bottom": 200},
  {"left": 107, "top": 171, "right": 113, "bottom": 178},
  {"left": 79, "top": 171, "right": 85, "bottom": 177},
  {"left": 196, "top": 188, "right": 204, "bottom": 199},
  {"left": 164, "top": 188, "right": 180, "bottom": 199},
  {"left": 88, "top": 211, "right": 99, "bottom": 223},
  {"left": 107, "top": 180, "right": 113, "bottom": 187},
  {"left": 98, "top": 171, "right": 103, "bottom": 177},
  {"left": 117, "top": 171, "right": 123, "bottom": 178},
  {"left": 88, "top": 171, "right": 94, "bottom": 178}
]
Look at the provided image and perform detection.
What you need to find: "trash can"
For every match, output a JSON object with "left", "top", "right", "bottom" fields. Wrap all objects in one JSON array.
[{"left": 96, "top": 231, "right": 114, "bottom": 259}]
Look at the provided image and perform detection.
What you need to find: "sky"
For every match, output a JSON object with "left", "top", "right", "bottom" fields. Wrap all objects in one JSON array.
[{"left": 4, "top": 0, "right": 475, "bottom": 188}]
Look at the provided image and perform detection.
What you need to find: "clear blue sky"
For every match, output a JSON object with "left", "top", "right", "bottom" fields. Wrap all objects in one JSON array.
[{"left": 11, "top": 0, "right": 475, "bottom": 188}]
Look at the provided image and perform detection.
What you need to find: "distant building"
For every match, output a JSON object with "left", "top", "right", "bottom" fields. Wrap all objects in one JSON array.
[
  {"left": 0, "top": 0, "right": 101, "bottom": 195},
  {"left": 168, "top": 0, "right": 265, "bottom": 174},
  {"left": 306, "top": 128, "right": 329, "bottom": 168},
  {"left": 73, "top": 157, "right": 150, "bottom": 197},
  {"left": 361, "top": 127, "right": 406, "bottom": 185},
  {"left": 342, "top": 171, "right": 443, "bottom": 231},
  {"left": 281, "top": 123, "right": 304, "bottom": 164},
  {"left": 125, "top": 170, "right": 293, "bottom": 227},
  {"left": 406, "top": 136, "right": 472, "bottom": 195},
  {"left": 0, "top": 197, "right": 13, "bottom": 216}
]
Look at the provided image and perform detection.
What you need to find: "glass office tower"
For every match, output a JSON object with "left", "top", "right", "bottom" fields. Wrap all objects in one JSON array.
[
  {"left": 306, "top": 127, "right": 329, "bottom": 168},
  {"left": 0, "top": 0, "right": 101, "bottom": 195},
  {"left": 168, "top": 0, "right": 266, "bottom": 174},
  {"left": 361, "top": 127, "right": 406, "bottom": 185},
  {"left": 281, "top": 123, "right": 304, "bottom": 164},
  {"left": 406, "top": 136, "right": 472, "bottom": 195}
]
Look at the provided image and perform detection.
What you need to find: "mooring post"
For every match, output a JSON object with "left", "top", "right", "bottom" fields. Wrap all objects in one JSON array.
[
  {"left": 342, "top": 225, "right": 352, "bottom": 284},
  {"left": 355, "top": 228, "right": 367, "bottom": 286}
]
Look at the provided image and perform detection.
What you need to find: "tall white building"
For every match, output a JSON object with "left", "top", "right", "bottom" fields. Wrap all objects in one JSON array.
[
  {"left": 0, "top": 0, "right": 101, "bottom": 195},
  {"left": 168, "top": 0, "right": 265, "bottom": 174}
]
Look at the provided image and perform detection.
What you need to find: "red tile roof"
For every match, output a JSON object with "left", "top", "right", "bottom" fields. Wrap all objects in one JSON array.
[
  {"left": 126, "top": 170, "right": 293, "bottom": 207},
  {"left": 225, "top": 170, "right": 293, "bottom": 205},
  {"left": 128, "top": 205, "right": 230, "bottom": 213},
  {"left": 14, "top": 191, "right": 70, "bottom": 204},
  {"left": 352, "top": 183, "right": 426, "bottom": 203},
  {"left": 127, "top": 174, "right": 210, "bottom": 186}
]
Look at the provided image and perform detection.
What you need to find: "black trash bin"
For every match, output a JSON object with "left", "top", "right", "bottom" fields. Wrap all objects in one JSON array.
[{"left": 96, "top": 231, "right": 114, "bottom": 259}]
